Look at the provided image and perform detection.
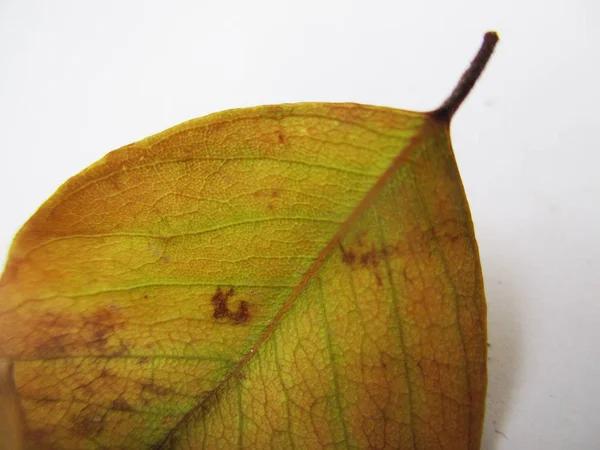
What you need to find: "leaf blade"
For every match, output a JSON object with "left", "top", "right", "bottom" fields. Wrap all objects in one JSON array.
[{"left": 0, "top": 103, "right": 488, "bottom": 449}]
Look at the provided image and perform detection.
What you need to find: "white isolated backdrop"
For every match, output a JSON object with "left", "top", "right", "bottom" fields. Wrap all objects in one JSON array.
[{"left": 0, "top": 1, "right": 599, "bottom": 449}]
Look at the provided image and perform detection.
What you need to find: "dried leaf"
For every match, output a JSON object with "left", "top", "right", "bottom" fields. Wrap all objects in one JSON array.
[{"left": 0, "top": 32, "right": 498, "bottom": 449}]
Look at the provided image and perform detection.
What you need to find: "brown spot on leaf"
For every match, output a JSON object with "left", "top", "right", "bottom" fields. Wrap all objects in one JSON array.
[
  {"left": 32, "top": 312, "right": 75, "bottom": 358},
  {"left": 339, "top": 243, "right": 356, "bottom": 265},
  {"left": 359, "top": 245, "right": 379, "bottom": 268},
  {"left": 340, "top": 240, "right": 391, "bottom": 270},
  {"left": 22, "top": 427, "right": 47, "bottom": 448},
  {"left": 112, "top": 396, "right": 133, "bottom": 412},
  {"left": 211, "top": 287, "right": 232, "bottom": 319},
  {"left": 140, "top": 380, "right": 173, "bottom": 398},
  {"left": 340, "top": 239, "right": 394, "bottom": 288},
  {"left": 35, "top": 334, "right": 68, "bottom": 358},
  {"left": 277, "top": 132, "right": 286, "bottom": 144},
  {"left": 72, "top": 408, "right": 105, "bottom": 437},
  {"left": 211, "top": 287, "right": 250, "bottom": 324},
  {"left": 30, "top": 305, "right": 127, "bottom": 358},
  {"left": 229, "top": 301, "right": 249, "bottom": 323},
  {"left": 83, "top": 307, "right": 127, "bottom": 355}
]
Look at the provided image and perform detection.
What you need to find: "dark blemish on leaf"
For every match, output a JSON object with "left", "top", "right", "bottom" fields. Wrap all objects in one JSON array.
[
  {"left": 35, "top": 336, "right": 68, "bottom": 358},
  {"left": 340, "top": 239, "right": 399, "bottom": 288},
  {"left": 93, "top": 328, "right": 108, "bottom": 346},
  {"left": 32, "top": 312, "right": 75, "bottom": 358},
  {"left": 271, "top": 190, "right": 280, "bottom": 198},
  {"left": 340, "top": 239, "right": 399, "bottom": 270},
  {"left": 359, "top": 244, "right": 379, "bottom": 268},
  {"left": 138, "top": 357, "right": 150, "bottom": 365},
  {"left": 112, "top": 397, "right": 133, "bottom": 412},
  {"left": 84, "top": 307, "right": 127, "bottom": 355},
  {"left": 434, "top": 219, "right": 468, "bottom": 245},
  {"left": 72, "top": 409, "right": 105, "bottom": 436},
  {"left": 211, "top": 287, "right": 232, "bottom": 319},
  {"left": 32, "top": 306, "right": 127, "bottom": 358},
  {"left": 344, "top": 252, "right": 356, "bottom": 265},
  {"left": 360, "top": 252, "right": 372, "bottom": 267},
  {"left": 339, "top": 243, "right": 356, "bottom": 265},
  {"left": 229, "top": 301, "right": 249, "bottom": 323},
  {"left": 140, "top": 380, "right": 172, "bottom": 397},
  {"left": 277, "top": 132, "right": 286, "bottom": 144},
  {"left": 22, "top": 428, "right": 48, "bottom": 448},
  {"left": 211, "top": 287, "right": 250, "bottom": 324}
]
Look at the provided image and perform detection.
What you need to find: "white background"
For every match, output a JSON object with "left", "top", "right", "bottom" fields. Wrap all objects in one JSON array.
[{"left": 1, "top": 1, "right": 598, "bottom": 449}]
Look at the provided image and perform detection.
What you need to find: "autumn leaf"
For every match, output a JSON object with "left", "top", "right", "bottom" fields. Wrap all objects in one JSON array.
[{"left": 0, "top": 33, "right": 498, "bottom": 449}]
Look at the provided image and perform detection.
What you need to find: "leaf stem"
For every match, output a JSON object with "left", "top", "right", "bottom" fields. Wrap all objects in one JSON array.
[{"left": 431, "top": 31, "right": 499, "bottom": 121}]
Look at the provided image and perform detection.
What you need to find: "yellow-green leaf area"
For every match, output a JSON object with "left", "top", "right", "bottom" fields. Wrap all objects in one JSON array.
[{"left": 0, "top": 102, "right": 486, "bottom": 449}]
